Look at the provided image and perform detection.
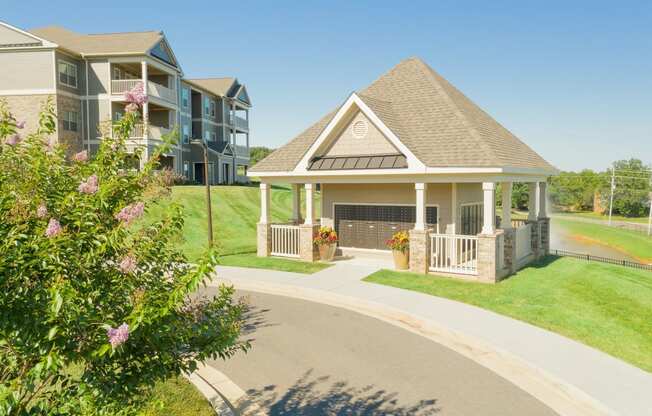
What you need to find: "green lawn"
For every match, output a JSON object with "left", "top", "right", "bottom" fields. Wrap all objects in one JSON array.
[
  {"left": 364, "top": 257, "right": 652, "bottom": 372},
  {"left": 556, "top": 211, "right": 650, "bottom": 224},
  {"left": 219, "top": 253, "right": 331, "bottom": 274},
  {"left": 146, "top": 185, "right": 328, "bottom": 273},
  {"left": 553, "top": 218, "right": 652, "bottom": 262},
  {"left": 140, "top": 376, "right": 213, "bottom": 416}
]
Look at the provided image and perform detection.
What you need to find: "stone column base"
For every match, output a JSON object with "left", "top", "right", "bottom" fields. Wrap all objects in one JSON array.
[
  {"left": 527, "top": 220, "right": 541, "bottom": 259},
  {"left": 299, "top": 224, "right": 319, "bottom": 262},
  {"left": 538, "top": 218, "right": 550, "bottom": 256},
  {"left": 477, "top": 233, "right": 498, "bottom": 283},
  {"left": 409, "top": 229, "right": 429, "bottom": 274},
  {"left": 257, "top": 223, "right": 271, "bottom": 257},
  {"left": 502, "top": 228, "right": 517, "bottom": 275}
]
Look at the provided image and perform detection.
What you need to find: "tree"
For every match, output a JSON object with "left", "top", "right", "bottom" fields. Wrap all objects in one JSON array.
[
  {"left": 609, "top": 158, "right": 651, "bottom": 217},
  {"left": 250, "top": 146, "right": 274, "bottom": 166},
  {"left": 548, "top": 169, "right": 606, "bottom": 212},
  {"left": 0, "top": 95, "right": 248, "bottom": 415}
]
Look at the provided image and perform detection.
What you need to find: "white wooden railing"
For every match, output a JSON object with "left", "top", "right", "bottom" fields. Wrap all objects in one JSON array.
[
  {"left": 112, "top": 123, "right": 144, "bottom": 139},
  {"left": 147, "top": 81, "right": 176, "bottom": 104},
  {"left": 429, "top": 233, "right": 479, "bottom": 275},
  {"left": 111, "top": 79, "right": 142, "bottom": 94},
  {"left": 515, "top": 223, "right": 533, "bottom": 265},
  {"left": 230, "top": 114, "right": 248, "bottom": 131},
  {"left": 270, "top": 224, "right": 300, "bottom": 258}
]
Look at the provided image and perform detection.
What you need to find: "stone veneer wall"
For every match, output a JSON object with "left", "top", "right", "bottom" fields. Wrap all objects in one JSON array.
[
  {"left": 257, "top": 223, "right": 271, "bottom": 257},
  {"left": 2, "top": 94, "right": 55, "bottom": 138},
  {"left": 56, "top": 94, "right": 84, "bottom": 156},
  {"left": 299, "top": 224, "right": 319, "bottom": 262},
  {"left": 539, "top": 218, "right": 550, "bottom": 256},
  {"left": 408, "top": 229, "right": 429, "bottom": 274},
  {"left": 477, "top": 233, "right": 498, "bottom": 283},
  {"left": 527, "top": 220, "right": 541, "bottom": 258},
  {"left": 502, "top": 228, "right": 517, "bottom": 274}
]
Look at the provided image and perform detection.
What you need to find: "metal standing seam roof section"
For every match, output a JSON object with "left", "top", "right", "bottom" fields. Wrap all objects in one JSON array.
[{"left": 308, "top": 154, "right": 408, "bottom": 170}]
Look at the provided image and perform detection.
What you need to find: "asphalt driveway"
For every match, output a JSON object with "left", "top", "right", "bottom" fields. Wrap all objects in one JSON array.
[{"left": 203, "top": 289, "right": 556, "bottom": 416}]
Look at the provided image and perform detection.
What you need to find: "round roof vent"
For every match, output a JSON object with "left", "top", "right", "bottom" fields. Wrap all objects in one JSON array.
[{"left": 352, "top": 120, "right": 368, "bottom": 138}]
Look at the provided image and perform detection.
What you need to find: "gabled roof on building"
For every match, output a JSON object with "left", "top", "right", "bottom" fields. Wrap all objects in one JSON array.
[
  {"left": 185, "top": 78, "right": 251, "bottom": 105},
  {"left": 29, "top": 26, "right": 164, "bottom": 56},
  {"left": 251, "top": 57, "right": 555, "bottom": 174}
]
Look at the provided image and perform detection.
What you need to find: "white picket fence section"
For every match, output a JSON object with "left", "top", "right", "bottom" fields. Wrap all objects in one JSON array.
[
  {"left": 111, "top": 79, "right": 142, "bottom": 94},
  {"left": 515, "top": 223, "right": 533, "bottom": 265},
  {"left": 270, "top": 224, "right": 300, "bottom": 258},
  {"left": 429, "top": 234, "right": 479, "bottom": 275}
]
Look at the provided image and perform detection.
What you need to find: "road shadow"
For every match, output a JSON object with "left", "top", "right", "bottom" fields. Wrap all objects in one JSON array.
[
  {"left": 237, "top": 369, "right": 440, "bottom": 415},
  {"left": 240, "top": 294, "right": 278, "bottom": 338}
]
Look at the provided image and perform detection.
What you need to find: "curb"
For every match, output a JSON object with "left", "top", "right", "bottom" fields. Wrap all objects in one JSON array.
[
  {"left": 208, "top": 277, "right": 614, "bottom": 416},
  {"left": 187, "top": 364, "right": 265, "bottom": 415}
]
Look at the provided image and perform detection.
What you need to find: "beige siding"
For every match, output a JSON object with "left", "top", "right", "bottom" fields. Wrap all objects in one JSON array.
[
  {"left": 0, "top": 50, "right": 54, "bottom": 91},
  {"left": 88, "top": 60, "right": 109, "bottom": 95},
  {"left": 324, "top": 111, "right": 398, "bottom": 157},
  {"left": 55, "top": 51, "right": 85, "bottom": 95},
  {"left": 0, "top": 25, "right": 42, "bottom": 45}
]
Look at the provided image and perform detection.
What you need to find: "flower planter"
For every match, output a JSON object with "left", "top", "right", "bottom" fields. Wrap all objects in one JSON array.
[
  {"left": 319, "top": 243, "right": 337, "bottom": 262},
  {"left": 392, "top": 249, "right": 409, "bottom": 270}
]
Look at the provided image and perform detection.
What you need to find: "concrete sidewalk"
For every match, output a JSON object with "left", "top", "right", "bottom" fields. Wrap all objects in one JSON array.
[{"left": 210, "top": 259, "right": 652, "bottom": 416}]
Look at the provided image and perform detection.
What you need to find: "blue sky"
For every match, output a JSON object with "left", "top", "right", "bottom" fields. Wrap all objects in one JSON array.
[{"left": 4, "top": 0, "right": 651, "bottom": 171}]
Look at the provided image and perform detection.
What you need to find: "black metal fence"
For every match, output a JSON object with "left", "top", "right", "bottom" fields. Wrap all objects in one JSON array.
[{"left": 551, "top": 249, "right": 652, "bottom": 272}]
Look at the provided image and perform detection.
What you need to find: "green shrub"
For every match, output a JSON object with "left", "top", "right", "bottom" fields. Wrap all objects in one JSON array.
[{"left": 0, "top": 98, "right": 248, "bottom": 415}]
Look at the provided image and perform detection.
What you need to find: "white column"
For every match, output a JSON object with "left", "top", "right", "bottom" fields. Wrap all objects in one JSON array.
[
  {"left": 141, "top": 61, "right": 149, "bottom": 141},
  {"left": 501, "top": 182, "right": 513, "bottom": 229},
  {"left": 538, "top": 182, "right": 548, "bottom": 219},
  {"left": 482, "top": 182, "right": 496, "bottom": 235},
  {"left": 259, "top": 183, "right": 270, "bottom": 224},
  {"left": 304, "top": 183, "right": 314, "bottom": 225},
  {"left": 292, "top": 183, "right": 302, "bottom": 224},
  {"left": 415, "top": 183, "right": 426, "bottom": 231},
  {"left": 528, "top": 183, "right": 538, "bottom": 221}
]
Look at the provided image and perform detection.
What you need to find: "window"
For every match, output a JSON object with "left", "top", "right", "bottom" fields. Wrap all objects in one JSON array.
[
  {"left": 113, "top": 67, "right": 122, "bottom": 80},
  {"left": 204, "top": 130, "right": 210, "bottom": 141},
  {"left": 182, "top": 124, "right": 190, "bottom": 144},
  {"left": 204, "top": 97, "right": 210, "bottom": 115},
  {"left": 63, "top": 111, "right": 78, "bottom": 131},
  {"left": 58, "top": 60, "right": 78, "bottom": 88},
  {"left": 181, "top": 88, "right": 189, "bottom": 108},
  {"left": 183, "top": 161, "right": 190, "bottom": 178},
  {"left": 114, "top": 111, "right": 123, "bottom": 121},
  {"left": 210, "top": 132, "right": 216, "bottom": 142},
  {"left": 460, "top": 203, "right": 484, "bottom": 236},
  {"left": 210, "top": 101, "right": 216, "bottom": 117}
]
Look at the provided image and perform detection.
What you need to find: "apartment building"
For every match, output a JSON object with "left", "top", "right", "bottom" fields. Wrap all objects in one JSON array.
[{"left": 0, "top": 21, "right": 251, "bottom": 184}]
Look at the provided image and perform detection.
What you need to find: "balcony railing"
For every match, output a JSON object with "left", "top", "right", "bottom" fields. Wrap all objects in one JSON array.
[
  {"left": 147, "top": 81, "right": 176, "bottom": 104},
  {"left": 230, "top": 114, "right": 249, "bottom": 131},
  {"left": 110, "top": 124, "right": 170, "bottom": 140},
  {"left": 110, "top": 79, "right": 177, "bottom": 105},
  {"left": 235, "top": 145, "right": 249, "bottom": 157},
  {"left": 112, "top": 123, "right": 144, "bottom": 139}
]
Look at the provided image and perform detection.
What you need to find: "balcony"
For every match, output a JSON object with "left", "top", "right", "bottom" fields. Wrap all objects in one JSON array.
[
  {"left": 111, "top": 124, "right": 170, "bottom": 141},
  {"left": 235, "top": 144, "right": 250, "bottom": 158},
  {"left": 110, "top": 80, "right": 177, "bottom": 105},
  {"left": 229, "top": 114, "right": 249, "bottom": 131}
]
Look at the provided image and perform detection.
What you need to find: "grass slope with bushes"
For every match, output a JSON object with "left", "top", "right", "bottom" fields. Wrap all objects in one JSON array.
[{"left": 365, "top": 257, "right": 652, "bottom": 372}]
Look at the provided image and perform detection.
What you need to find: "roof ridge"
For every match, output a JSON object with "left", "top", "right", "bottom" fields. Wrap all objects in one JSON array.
[
  {"left": 86, "top": 30, "right": 161, "bottom": 36},
  {"left": 413, "top": 59, "right": 498, "bottom": 164}
]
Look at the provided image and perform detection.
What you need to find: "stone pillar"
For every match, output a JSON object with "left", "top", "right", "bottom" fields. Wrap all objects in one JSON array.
[
  {"left": 414, "top": 183, "right": 426, "bottom": 231},
  {"left": 500, "top": 182, "right": 513, "bottom": 229},
  {"left": 291, "top": 183, "right": 302, "bottom": 224},
  {"left": 502, "top": 228, "right": 517, "bottom": 274},
  {"left": 539, "top": 217, "right": 550, "bottom": 256},
  {"left": 304, "top": 183, "right": 315, "bottom": 225},
  {"left": 409, "top": 229, "right": 429, "bottom": 274},
  {"left": 299, "top": 224, "right": 319, "bottom": 262},
  {"left": 257, "top": 223, "right": 271, "bottom": 257},
  {"left": 481, "top": 182, "right": 496, "bottom": 235},
  {"left": 529, "top": 218, "right": 541, "bottom": 258},
  {"left": 477, "top": 233, "right": 498, "bottom": 283}
]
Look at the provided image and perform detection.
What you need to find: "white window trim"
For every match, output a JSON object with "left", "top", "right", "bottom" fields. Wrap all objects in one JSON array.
[{"left": 58, "top": 59, "right": 78, "bottom": 88}]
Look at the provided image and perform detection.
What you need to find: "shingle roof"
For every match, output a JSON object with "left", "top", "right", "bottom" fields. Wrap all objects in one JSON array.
[
  {"left": 185, "top": 78, "right": 237, "bottom": 97},
  {"left": 251, "top": 57, "right": 554, "bottom": 173},
  {"left": 29, "top": 26, "right": 163, "bottom": 55}
]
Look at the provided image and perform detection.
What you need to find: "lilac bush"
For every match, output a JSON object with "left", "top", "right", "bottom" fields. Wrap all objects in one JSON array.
[{"left": 0, "top": 97, "right": 247, "bottom": 415}]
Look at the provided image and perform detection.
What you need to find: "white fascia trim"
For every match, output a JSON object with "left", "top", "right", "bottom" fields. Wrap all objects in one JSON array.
[
  {"left": 0, "top": 21, "right": 58, "bottom": 48},
  {"left": 294, "top": 93, "right": 426, "bottom": 174}
]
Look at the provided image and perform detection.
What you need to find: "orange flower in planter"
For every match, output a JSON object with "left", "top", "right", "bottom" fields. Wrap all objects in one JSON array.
[
  {"left": 313, "top": 226, "right": 338, "bottom": 246},
  {"left": 386, "top": 231, "right": 410, "bottom": 252}
]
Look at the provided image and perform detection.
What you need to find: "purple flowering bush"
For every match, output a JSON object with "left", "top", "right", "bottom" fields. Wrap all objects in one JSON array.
[{"left": 0, "top": 99, "right": 248, "bottom": 415}]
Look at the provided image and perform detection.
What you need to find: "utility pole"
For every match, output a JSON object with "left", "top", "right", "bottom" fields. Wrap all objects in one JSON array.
[
  {"left": 202, "top": 141, "right": 214, "bottom": 248},
  {"left": 608, "top": 164, "right": 615, "bottom": 226}
]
